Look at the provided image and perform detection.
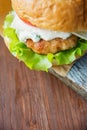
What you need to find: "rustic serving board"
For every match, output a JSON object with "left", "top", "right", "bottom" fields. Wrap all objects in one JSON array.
[
  {"left": 50, "top": 54, "right": 87, "bottom": 99},
  {"left": 0, "top": 0, "right": 87, "bottom": 99}
]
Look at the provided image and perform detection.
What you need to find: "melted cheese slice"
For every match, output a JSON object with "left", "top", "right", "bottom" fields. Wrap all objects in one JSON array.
[{"left": 11, "top": 13, "right": 71, "bottom": 42}]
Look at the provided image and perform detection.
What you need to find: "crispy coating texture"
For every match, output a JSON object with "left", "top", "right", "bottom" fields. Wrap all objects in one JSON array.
[{"left": 26, "top": 35, "right": 78, "bottom": 54}]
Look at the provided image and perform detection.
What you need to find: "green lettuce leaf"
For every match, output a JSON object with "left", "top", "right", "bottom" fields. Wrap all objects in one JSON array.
[
  {"left": 3, "top": 12, "right": 87, "bottom": 71},
  {"left": 4, "top": 28, "right": 52, "bottom": 71}
]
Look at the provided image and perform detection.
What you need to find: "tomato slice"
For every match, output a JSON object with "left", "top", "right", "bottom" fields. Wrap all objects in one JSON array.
[{"left": 20, "top": 17, "right": 36, "bottom": 27}]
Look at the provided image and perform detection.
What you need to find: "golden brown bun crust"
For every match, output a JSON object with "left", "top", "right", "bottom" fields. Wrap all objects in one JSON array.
[{"left": 11, "top": 0, "right": 87, "bottom": 32}]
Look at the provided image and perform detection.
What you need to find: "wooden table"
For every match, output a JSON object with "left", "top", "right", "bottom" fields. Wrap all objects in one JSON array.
[{"left": 0, "top": 36, "right": 87, "bottom": 130}]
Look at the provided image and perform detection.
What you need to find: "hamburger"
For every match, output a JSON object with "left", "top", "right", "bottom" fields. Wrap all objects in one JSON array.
[{"left": 3, "top": 0, "right": 87, "bottom": 71}]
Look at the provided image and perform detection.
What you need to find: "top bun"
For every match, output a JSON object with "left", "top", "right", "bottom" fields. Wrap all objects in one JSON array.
[{"left": 11, "top": 0, "right": 87, "bottom": 32}]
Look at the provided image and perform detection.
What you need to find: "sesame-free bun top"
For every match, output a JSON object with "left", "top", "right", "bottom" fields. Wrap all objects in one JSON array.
[{"left": 11, "top": 0, "right": 87, "bottom": 32}]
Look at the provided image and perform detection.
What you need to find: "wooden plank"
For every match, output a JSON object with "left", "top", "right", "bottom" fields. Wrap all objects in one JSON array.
[
  {"left": 50, "top": 54, "right": 87, "bottom": 99},
  {"left": 1, "top": 36, "right": 87, "bottom": 130}
]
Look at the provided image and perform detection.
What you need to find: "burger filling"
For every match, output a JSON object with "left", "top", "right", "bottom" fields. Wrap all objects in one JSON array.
[
  {"left": 11, "top": 12, "right": 71, "bottom": 42},
  {"left": 10, "top": 12, "right": 78, "bottom": 54},
  {"left": 3, "top": 11, "right": 87, "bottom": 71}
]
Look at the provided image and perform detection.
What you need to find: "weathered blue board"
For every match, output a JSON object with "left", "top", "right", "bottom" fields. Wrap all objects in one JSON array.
[
  {"left": 50, "top": 54, "right": 87, "bottom": 99},
  {"left": 67, "top": 54, "right": 87, "bottom": 98}
]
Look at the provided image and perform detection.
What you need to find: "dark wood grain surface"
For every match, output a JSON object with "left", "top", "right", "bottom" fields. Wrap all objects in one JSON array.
[{"left": 0, "top": 36, "right": 87, "bottom": 130}]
